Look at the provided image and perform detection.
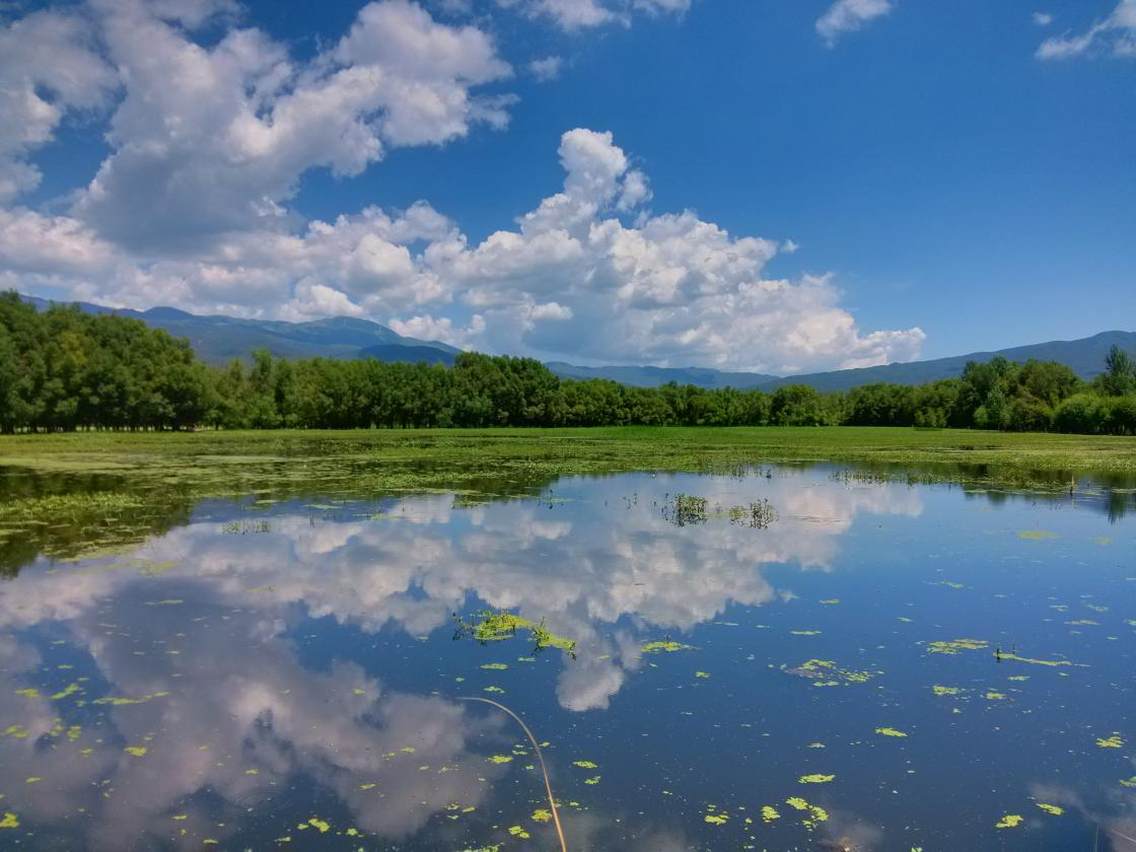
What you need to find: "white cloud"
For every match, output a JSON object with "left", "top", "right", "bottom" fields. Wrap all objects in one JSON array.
[
  {"left": 1032, "top": 11, "right": 1054, "bottom": 27},
  {"left": 496, "top": 0, "right": 687, "bottom": 31},
  {"left": 3, "top": 122, "right": 923, "bottom": 372},
  {"left": 1036, "top": 0, "right": 1136, "bottom": 59},
  {"left": 816, "top": 0, "right": 894, "bottom": 46},
  {"left": 0, "top": 10, "right": 117, "bottom": 201},
  {"left": 67, "top": 0, "right": 511, "bottom": 251},
  {"left": 529, "top": 54, "right": 564, "bottom": 81}
]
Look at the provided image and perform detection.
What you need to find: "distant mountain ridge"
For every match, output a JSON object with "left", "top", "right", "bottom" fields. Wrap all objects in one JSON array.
[
  {"left": 22, "top": 295, "right": 460, "bottom": 365},
  {"left": 20, "top": 294, "right": 1134, "bottom": 392}
]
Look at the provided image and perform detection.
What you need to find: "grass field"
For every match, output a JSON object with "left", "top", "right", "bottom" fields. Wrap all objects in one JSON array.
[{"left": 3, "top": 426, "right": 1136, "bottom": 491}]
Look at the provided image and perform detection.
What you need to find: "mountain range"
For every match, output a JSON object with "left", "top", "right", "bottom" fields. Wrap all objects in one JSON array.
[{"left": 21, "top": 295, "right": 1134, "bottom": 392}]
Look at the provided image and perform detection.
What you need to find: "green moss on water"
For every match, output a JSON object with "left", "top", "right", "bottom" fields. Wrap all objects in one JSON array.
[
  {"left": 455, "top": 611, "right": 576, "bottom": 657},
  {"left": 927, "top": 638, "right": 988, "bottom": 655}
]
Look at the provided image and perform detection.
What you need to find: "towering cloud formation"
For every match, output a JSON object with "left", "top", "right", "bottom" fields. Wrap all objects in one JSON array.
[{"left": 0, "top": 0, "right": 924, "bottom": 373}]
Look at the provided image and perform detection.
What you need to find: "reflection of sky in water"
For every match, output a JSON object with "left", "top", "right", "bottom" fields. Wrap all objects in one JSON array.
[{"left": 0, "top": 468, "right": 1133, "bottom": 850}]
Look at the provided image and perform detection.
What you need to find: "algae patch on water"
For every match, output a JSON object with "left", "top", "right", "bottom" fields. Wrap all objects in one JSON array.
[
  {"left": 995, "top": 814, "right": 1023, "bottom": 829},
  {"left": 875, "top": 727, "right": 908, "bottom": 738},
  {"left": 641, "top": 640, "right": 694, "bottom": 653},
  {"left": 927, "top": 638, "right": 988, "bottom": 654},
  {"left": 454, "top": 610, "right": 576, "bottom": 657},
  {"left": 1096, "top": 733, "right": 1124, "bottom": 749},
  {"left": 784, "top": 658, "right": 878, "bottom": 686}
]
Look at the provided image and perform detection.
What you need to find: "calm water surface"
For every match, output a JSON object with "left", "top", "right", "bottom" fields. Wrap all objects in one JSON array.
[{"left": 1, "top": 467, "right": 1134, "bottom": 850}]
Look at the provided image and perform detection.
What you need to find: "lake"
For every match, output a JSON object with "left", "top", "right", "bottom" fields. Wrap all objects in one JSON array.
[{"left": 1, "top": 465, "right": 1133, "bottom": 850}]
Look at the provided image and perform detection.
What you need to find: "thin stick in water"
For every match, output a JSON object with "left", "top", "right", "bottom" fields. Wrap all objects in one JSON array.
[{"left": 458, "top": 695, "right": 567, "bottom": 852}]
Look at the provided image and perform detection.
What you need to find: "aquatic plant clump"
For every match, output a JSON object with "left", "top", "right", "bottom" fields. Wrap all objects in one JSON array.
[
  {"left": 454, "top": 610, "right": 577, "bottom": 657},
  {"left": 662, "top": 494, "right": 709, "bottom": 526},
  {"left": 784, "top": 658, "right": 879, "bottom": 687}
]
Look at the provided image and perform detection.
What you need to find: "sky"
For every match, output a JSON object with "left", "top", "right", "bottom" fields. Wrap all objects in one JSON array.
[{"left": 0, "top": 0, "right": 1133, "bottom": 374}]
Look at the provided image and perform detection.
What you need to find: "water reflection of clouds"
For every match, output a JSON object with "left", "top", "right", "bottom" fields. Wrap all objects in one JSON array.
[
  {"left": 0, "top": 472, "right": 925, "bottom": 845},
  {"left": 1, "top": 593, "right": 505, "bottom": 849}
]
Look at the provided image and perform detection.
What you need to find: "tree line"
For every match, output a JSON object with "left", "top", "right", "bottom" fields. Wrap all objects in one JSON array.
[{"left": 2, "top": 292, "right": 1135, "bottom": 435}]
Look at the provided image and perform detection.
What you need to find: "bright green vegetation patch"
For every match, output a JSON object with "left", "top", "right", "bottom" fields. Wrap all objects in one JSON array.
[
  {"left": 1036, "top": 803, "right": 1065, "bottom": 816},
  {"left": 641, "top": 640, "right": 694, "bottom": 653},
  {"left": 996, "top": 814, "right": 1023, "bottom": 829},
  {"left": 927, "top": 638, "right": 988, "bottom": 654},
  {"left": 798, "top": 774, "right": 835, "bottom": 784},
  {"left": 1096, "top": 733, "right": 1124, "bottom": 749},
  {"left": 875, "top": 727, "right": 908, "bottom": 738},
  {"left": 784, "top": 658, "right": 878, "bottom": 686},
  {"left": 1018, "top": 530, "right": 1059, "bottom": 540},
  {"left": 454, "top": 610, "right": 576, "bottom": 657}
]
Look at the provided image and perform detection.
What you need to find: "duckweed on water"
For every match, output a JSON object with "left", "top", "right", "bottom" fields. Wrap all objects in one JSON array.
[
  {"left": 798, "top": 774, "right": 835, "bottom": 784},
  {"left": 572, "top": 760, "right": 598, "bottom": 769},
  {"left": 875, "top": 727, "right": 908, "bottom": 738},
  {"left": 927, "top": 638, "right": 988, "bottom": 654},
  {"left": 531, "top": 809, "right": 552, "bottom": 823},
  {"left": 0, "top": 813, "right": 20, "bottom": 830},
  {"left": 761, "top": 806, "right": 780, "bottom": 823},
  {"left": 785, "top": 658, "right": 877, "bottom": 686},
  {"left": 454, "top": 611, "right": 577, "bottom": 657},
  {"left": 1036, "top": 803, "right": 1064, "bottom": 816},
  {"left": 641, "top": 640, "right": 694, "bottom": 653},
  {"left": 995, "top": 814, "right": 1023, "bottom": 829}
]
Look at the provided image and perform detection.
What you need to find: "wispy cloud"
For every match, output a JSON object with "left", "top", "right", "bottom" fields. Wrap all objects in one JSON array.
[
  {"left": 816, "top": 0, "right": 894, "bottom": 47},
  {"left": 1036, "top": 0, "right": 1136, "bottom": 59}
]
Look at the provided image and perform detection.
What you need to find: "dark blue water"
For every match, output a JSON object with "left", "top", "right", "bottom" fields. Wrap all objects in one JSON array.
[{"left": 1, "top": 467, "right": 1133, "bottom": 850}]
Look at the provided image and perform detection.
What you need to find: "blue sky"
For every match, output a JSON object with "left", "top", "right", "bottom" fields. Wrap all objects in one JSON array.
[{"left": 1, "top": 0, "right": 1133, "bottom": 372}]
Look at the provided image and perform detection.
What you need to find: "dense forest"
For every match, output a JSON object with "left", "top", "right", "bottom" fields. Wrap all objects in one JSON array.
[{"left": 2, "top": 292, "right": 1135, "bottom": 434}]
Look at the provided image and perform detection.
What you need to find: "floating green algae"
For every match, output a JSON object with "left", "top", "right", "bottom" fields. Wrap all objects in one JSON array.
[
  {"left": 641, "top": 640, "right": 694, "bottom": 653},
  {"left": 785, "top": 658, "right": 878, "bottom": 686},
  {"left": 785, "top": 796, "right": 828, "bottom": 830},
  {"left": 927, "top": 638, "right": 988, "bottom": 654},
  {"left": 479, "top": 663, "right": 508, "bottom": 671},
  {"left": 0, "top": 813, "right": 20, "bottom": 829},
  {"left": 932, "top": 685, "right": 962, "bottom": 696},
  {"left": 508, "top": 825, "right": 530, "bottom": 839},
  {"left": 875, "top": 727, "right": 908, "bottom": 738},
  {"left": 455, "top": 610, "right": 576, "bottom": 656},
  {"left": 995, "top": 814, "right": 1023, "bottom": 829},
  {"left": 998, "top": 652, "right": 1077, "bottom": 667},
  {"left": 694, "top": 671, "right": 711, "bottom": 679},
  {"left": 1036, "top": 803, "right": 1064, "bottom": 816},
  {"left": 1096, "top": 734, "right": 1124, "bottom": 749},
  {"left": 761, "top": 805, "right": 780, "bottom": 823},
  {"left": 531, "top": 809, "right": 552, "bottom": 823},
  {"left": 487, "top": 755, "right": 513, "bottom": 764},
  {"left": 572, "top": 760, "right": 599, "bottom": 769},
  {"left": 124, "top": 745, "right": 148, "bottom": 757},
  {"left": 798, "top": 773, "right": 835, "bottom": 784},
  {"left": 1018, "top": 530, "right": 1058, "bottom": 540}
]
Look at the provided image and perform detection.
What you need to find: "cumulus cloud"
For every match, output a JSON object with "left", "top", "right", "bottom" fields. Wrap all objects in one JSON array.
[
  {"left": 1036, "top": 0, "right": 1136, "bottom": 59},
  {"left": 529, "top": 54, "right": 564, "bottom": 81},
  {"left": 0, "top": 9, "right": 117, "bottom": 201},
  {"left": 496, "top": 0, "right": 687, "bottom": 31},
  {"left": 816, "top": 0, "right": 894, "bottom": 46},
  {"left": 3, "top": 124, "right": 923, "bottom": 372},
  {"left": 0, "top": 3, "right": 923, "bottom": 373},
  {"left": 1032, "top": 11, "right": 1054, "bottom": 27},
  {"left": 66, "top": 0, "right": 512, "bottom": 251}
]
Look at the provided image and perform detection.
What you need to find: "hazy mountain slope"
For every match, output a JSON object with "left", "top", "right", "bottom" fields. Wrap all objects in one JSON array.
[
  {"left": 546, "top": 362, "right": 776, "bottom": 389},
  {"left": 752, "top": 331, "right": 1136, "bottom": 392},
  {"left": 23, "top": 295, "right": 458, "bottom": 364},
  {"left": 21, "top": 294, "right": 1132, "bottom": 389}
]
